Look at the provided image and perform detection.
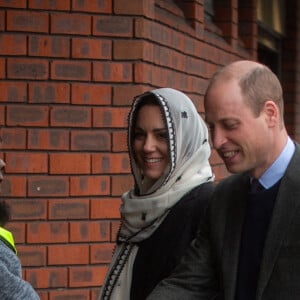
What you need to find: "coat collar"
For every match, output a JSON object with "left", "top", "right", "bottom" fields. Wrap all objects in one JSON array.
[{"left": 256, "top": 143, "right": 300, "bottom": 298}]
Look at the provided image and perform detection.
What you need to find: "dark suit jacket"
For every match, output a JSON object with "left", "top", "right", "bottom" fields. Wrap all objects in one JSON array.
[{"left": 147, "top": 143, "right": 300, "bottom": 300}]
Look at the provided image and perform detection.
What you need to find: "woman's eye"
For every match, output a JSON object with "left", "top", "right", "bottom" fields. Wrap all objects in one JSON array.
[
  {"left": 158, "top": 132, "right": 168, "bottom": 140},
  {"left": 133, "top": 132, "right": 144, "bottom": 139}
]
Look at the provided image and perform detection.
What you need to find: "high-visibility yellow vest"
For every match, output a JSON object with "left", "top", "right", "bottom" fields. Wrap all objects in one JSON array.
[{"left": 0, "top": 226, "right": 17, "bottom": 254}]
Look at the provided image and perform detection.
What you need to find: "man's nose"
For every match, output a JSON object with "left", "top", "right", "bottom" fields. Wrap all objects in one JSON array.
[{"left": 212, "top": 129, "right": 227, "bottom": 149}]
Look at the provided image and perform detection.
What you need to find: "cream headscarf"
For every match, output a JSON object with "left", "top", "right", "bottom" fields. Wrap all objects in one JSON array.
[
  {"left": 99, "top": 88, "right": 214, "bottom": 299},
  {"left": 119, "top": 87, "right": 214, "bottom": 242}
]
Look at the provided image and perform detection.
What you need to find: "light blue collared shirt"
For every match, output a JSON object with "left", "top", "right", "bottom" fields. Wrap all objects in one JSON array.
[{"left": 258, "top": 137, "right": 295, "bottom": 189}]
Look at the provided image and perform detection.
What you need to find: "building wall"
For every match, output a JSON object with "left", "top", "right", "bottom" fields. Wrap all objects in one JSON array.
[{"left": 0, "top": 0, "right": 299, "bottom": 299}]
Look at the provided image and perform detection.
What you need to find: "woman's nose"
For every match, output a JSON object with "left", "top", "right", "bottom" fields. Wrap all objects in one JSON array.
[{"left": 143, "top": 135, "right": 156, "bottom": 152}]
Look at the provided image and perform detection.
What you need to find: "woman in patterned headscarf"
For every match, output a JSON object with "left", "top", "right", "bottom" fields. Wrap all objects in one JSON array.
[{"left": 99, "top": 88, "right": 215, "bottom": 300}]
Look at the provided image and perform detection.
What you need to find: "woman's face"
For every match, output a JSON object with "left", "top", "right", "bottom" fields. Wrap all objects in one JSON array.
[{"left": 133, "top": 104, "right": 169, "bottom": 184}]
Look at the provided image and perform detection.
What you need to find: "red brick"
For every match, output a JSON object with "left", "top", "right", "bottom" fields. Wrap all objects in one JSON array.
[
  {"left": 90, "top": 198, "right": 121, "bottom": 219},
  {"left": 51, "top": 13, "right": 91, "bottom": 35},
  {"left": 48, "top": 245, "right": 89, "bottom": 265},
  {"left": 114, "top": 0, "right": 152, "bottom": 15},
  {"left": 49, "top": 289, "right": 90, "bottom": 300},
  {"left": 6, "top": 222, "right": 26, "bottom": 243},
  {"left": 7, "top": 105, "right": 48, "bottom": 126},
  {"left": 51, "top": 106, "right": 91, "bottom": 127},
  {"left": 7, "top": 10, "right": 49, "bottom": 33},
  {"left": 51, "top": 60, "right": 91, "bottom": 81},
  {"left": 71, "top": 130, "right": 110, "bottom": 151},
  {"left": 49, "top": 198, "right": 89, "bottom": 220},
  {"left": 72, "top": 0, "right": 112, "bottom": 13},
  {"left": 50, "top": 153, "right": 91, "bottom": 174},
  {"left": 29, "top": 82, "right": 70, "bottom": 104},
  {"left": 91, "top": 288, "right": 100, "bottom": 300},
  {"left": 187, "top": 76, "right": 208, "bottom": 97},
  {"left": 6, "top": 152, "right": 48, "bottom": 173},
  {"left": 92, "top": 153, "right": 130, "bottom": 174},
  {"left": 28, "top": 129, "right": 69, "bottom": 150},
  {"left": 0, "top": 58, "right": 5, "bottom": 79},
  {"left": 72, "top": 38, "right": 111, "bottom": 59},
  {"left": 36, "top": 290, "right": 48, "bottom": 300},
  {"left": 113, "top": 40, "right": 152, "bottom": 60},
  {"left": 93, "top": 61, "right": 132, "bottom": 82},
  {"left": 0, "top": 34, "right": 27, "bottom": 55},
  {"left": 135, "top": 18, "right": 161, "bottom": 42},
  {"left": 0, "top": 105, "right": 4, "bottom": 125},
  {"left": 29, "top": 35, "right": 70, "bottom": 58},
  {"left": 111, "top": 220, "right": 121, "bottom": 242},
  {"left": 112, "top": 130, "right": 128, "bottom": 152},
  {"left": 28, "top": 176, "right": 69, "bottom": 197},
  {"left": 133, "top": 62, "right": 152, "bottom": 84},
  {"left": 90, "top": 243, "right": 114, "bottom": 264},
  {"left": 0, "top": 11, "right": 4, "bottom": 30},
  {"left": 177, "top": 2, "right": 203, "bottom": 24},
  {"left": 0, "top": 128, "right": 26, "bottom": 149},
  {"left": 7, "top": 58, "right": 48, "bottom": 80},
  {"left": 93, "top": 107, "right": 129, "bottom": 128},
  {"left": 27, "top": 222, "right": 69, "bottom": 243},
  {"left": 93, "top": 16, "right": 133, "bottom": 37},
  {"left": 29, "top": 0, "right": 70, "bottom": 10},
  {"left": 111, "top": 175, "right": 133, "bottom": 196},
  {"left": 0, "top": 0, "right": 26, "bottom": 8},
  {"left": 9, "top": 199, "right": 47, "bottom": 220},
  {"left": 26, "top": 267, "right": 68, "bottom": 289},
  {"left": 70, "top": 221, "right": 110, "bottom": 242},
  {"left": 113, "top": 85, "right": 148, "bottom": 106},
  {"left": 18, "top": 245, "right": 46, "bottom": 266},
  {"left": 153, "top": 44, "right": 186, "bottom": 70},
  {"left": 69, "top": 265, "right": 108, "bottom": 287},
  {"left": 0, "top": 81, "right": 27, "bottom": 102},
  {"left": 70, "top": 175, "right": 110, "bottom": 196},
  {"left": 71, "top": 83, "right": 111, "bottom": 105},
  {"left": 1, "top": 175, "right": 27, "bottom": 197}
]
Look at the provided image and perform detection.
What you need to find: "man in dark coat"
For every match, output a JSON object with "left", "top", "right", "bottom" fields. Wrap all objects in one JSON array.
[{"left": 147, "top": 60, "right": 300, "bottom": 300}]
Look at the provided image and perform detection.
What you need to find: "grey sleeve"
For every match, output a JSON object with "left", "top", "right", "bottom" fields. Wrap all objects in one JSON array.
[
  {"left": 0, "top": 244, "right": 40, "bottom": 300},
  {"left": 146, "top": 224, "right": 220, "bottom": 300}
]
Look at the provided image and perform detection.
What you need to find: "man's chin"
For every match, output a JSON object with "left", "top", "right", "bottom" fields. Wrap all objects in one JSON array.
[{"left": 225, "top": 164, "right": 243, "bottom": 174}]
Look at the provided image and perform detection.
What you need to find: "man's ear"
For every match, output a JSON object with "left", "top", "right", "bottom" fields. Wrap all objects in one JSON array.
[{"left": 263, "top": 100, "right": 279, "bottom": 127}]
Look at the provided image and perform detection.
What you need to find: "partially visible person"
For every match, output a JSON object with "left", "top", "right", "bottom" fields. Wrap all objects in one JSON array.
[
  {"left": 0, "top": 159, "right": 40, "bottom": 300},
  {"left": 99, "top": 88, "right": 215, "bottom": 299},
  {"left": 147, "top": 60, "right": 300, "bottom": 300}
]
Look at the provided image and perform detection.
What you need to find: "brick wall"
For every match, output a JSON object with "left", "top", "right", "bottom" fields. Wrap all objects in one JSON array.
[{"left": 0, "top": 0, "right": 299, "bottom": 299}]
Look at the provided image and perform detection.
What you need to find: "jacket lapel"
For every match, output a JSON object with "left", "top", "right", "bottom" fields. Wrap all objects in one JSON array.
[{"left": 256, "top": 144, "right": 300, "bottom": 299}]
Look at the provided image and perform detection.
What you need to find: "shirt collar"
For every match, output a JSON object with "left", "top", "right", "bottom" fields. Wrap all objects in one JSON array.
[{"left": 259, "top": 137, "right": 295, "bottom": 189}]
